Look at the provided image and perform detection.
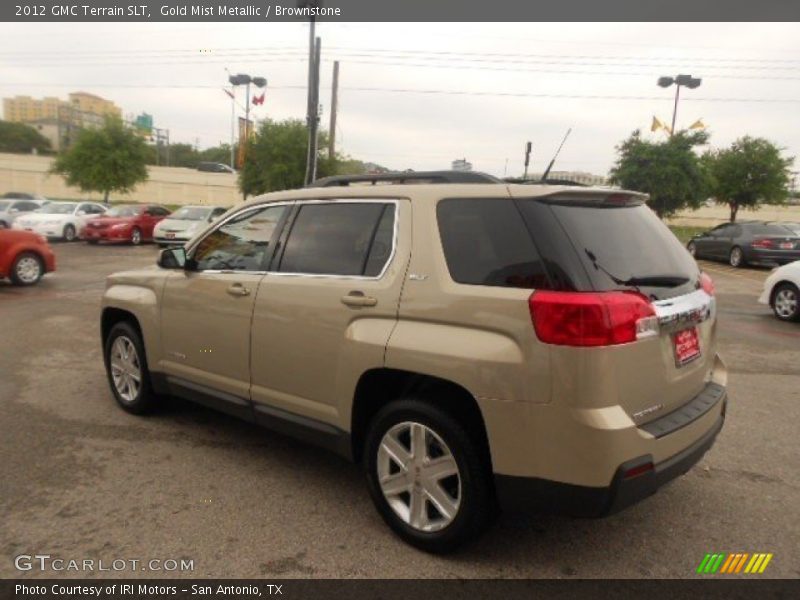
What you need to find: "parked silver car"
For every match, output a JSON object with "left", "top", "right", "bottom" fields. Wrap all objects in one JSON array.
[
  {"left": 0, "top": 198, "right": 48, "bottom": 229},
  {"left": 152, "top": 205, "right": 227, "bottom": 246}
]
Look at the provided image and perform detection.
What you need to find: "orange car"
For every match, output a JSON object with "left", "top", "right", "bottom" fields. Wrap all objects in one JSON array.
[{"left": 0, "top": 229, "right": 56, "bottom": 286}]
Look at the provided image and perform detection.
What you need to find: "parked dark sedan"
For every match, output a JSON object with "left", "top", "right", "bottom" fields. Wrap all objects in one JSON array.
[{"left": 687, "top": 221, "right": 800, "bottom": 267}]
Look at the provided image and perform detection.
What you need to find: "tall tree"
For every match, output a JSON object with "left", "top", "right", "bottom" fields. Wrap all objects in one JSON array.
[
  {"left": 705, "top": 136, "right": 794, "bottom": 222},
  {"left": 0, "top": 120, "right": 52, "bottom": 154},
  {"left": 238, "top": 118, "right": 336, "bottom": 197},
  {"left": 609, "top": 130, "right": 710, "bottom": 219},
  {"left": 52, "top": 117, "right": 149, "bottom": 203}
]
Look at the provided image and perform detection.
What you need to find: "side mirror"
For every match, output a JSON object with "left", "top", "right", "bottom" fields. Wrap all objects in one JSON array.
[{"left": 158, "top": 247, "right": 187, "bottom": 269}]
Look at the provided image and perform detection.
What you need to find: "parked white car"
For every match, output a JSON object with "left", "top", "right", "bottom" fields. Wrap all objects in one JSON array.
[
  {"left": 13, "top": 201, "right": 107, "bottom": 241},
  {"left": 152, "top": 205, "right": 227, "bottom": 246},
  {"left": 759, "top": 260, "right": 800, "bottom": 321}
]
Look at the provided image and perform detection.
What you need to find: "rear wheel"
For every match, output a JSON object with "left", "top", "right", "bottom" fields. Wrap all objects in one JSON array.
[
  {"left": 9, "top": 252, "right": 43, "bottom": 285},
  {"left": 130, "top": 227, "right": 142, "bottom": 245},
  {"left": 687, "top": 241, "right": 697, "bottom": 258},
  {"left": 104, "top": 322, "right": 158, "bottom": 414},
  {"left": 364, "top": 398, "right": 493, "bottom": 553},
  {"left": 772, "top": 283, "right": 800, "bottom": 322},
  {"left": 729, "top": 246, "right": 745, "bottom": 268},
  {"left": 63, "top": 223, "right": 76, "bottom": 242}
]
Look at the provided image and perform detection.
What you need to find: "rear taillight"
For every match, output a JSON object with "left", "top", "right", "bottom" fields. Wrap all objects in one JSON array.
[
  {"left": 699, "top": 272, "right": 715, "bottom": 296},
  {"left": 529, "top": 290, "right": 658, "bottom": 347},
  {"left": 751, "top": 238, "right": 775, "bottom": 249}
]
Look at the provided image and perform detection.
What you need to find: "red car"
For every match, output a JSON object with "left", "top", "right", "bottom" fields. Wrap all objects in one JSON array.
[
  {"left": 0, "top": 229, "right": 56, "bottom": 286},
  {"left": 81, "top": 204, "right": 171, "bottom": 245}
]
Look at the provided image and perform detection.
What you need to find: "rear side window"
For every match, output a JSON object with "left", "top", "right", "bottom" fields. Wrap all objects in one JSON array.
[
  {"left": 437, "top": 199, "right": 550, "bottom": 289},
  {"left": 280, "top": 202, "right": 395, "bottom": 276},
  {"left": 746, "top": 223, "right": 793, "bottom": 236}
]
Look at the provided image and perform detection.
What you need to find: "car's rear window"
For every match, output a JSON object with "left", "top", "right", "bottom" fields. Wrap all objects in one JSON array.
[
  {"left": 437, "top": 199, "right": 551, "bottom": 289},
  {"left": 518, "top": 201, "right": 699, "bottom": 298},
  {"left": 746, "top": 223, "right": 794, "bottom": 236}
]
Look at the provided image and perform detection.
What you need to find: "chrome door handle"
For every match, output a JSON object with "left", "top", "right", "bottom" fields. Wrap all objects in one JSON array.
[
  {"left": 226, "top": 283, "right": 251, "bottom": 297},
  {"left": 341, "top": 291, "right": 377, "bottom": 307}
]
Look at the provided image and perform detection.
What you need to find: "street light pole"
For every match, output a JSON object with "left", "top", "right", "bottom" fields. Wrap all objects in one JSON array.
[{"left": 658, "top": 74, "right": 702, "bottom": 137}]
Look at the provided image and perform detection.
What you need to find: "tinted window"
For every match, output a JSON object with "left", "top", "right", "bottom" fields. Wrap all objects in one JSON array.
[
  {"left": 280, "top": 203, "right": 389, "bottom": 276},
  {"left": 522, "top": 201, "right": 698, "bottom": 298},
  {"left": 16, "top": 201, "right": 40, "bottom": 211},
  {"left": 193, "top": 205, "right": 286, "bottom": 272},
  {"left": 710, "top": 225, "right": 732, "bottom": 237},
  {"left": 364, "top": 205, "right": 396, "bottom": 277},
  {"left": 437, "top": 199, "right": 550, "bottom": 289},
  {"left": 146, "top": 206, "right": 170, "bottom": 216},
  {"left": 744, "top": 223, "right": 794, "bottom": 236}
]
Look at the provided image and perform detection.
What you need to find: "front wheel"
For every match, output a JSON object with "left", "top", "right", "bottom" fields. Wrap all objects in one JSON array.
[
  {"left": 772, "top": 283, "right": 800, "bottom": 322},
  {"left": 729, "top": 246, "right": 745, "bottom": 268},
  {"left": 364, "top": 398, "right": 493, "bottom": 553},
  {"left": 104, "top": 322, "right": 158, "bottom": 414},
  {"left": 10, "top": 252, "right": 43, "bottom": 285},
  {"left": 130, "top": 227, "right": 142, "bottom": 245}
]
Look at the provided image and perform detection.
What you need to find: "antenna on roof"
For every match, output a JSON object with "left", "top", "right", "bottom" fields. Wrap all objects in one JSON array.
[{"left": 541, "top": 128, "right": 572, "bottom": 182}]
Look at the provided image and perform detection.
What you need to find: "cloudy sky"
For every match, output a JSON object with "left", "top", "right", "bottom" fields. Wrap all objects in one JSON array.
[{"left": 2, "top": 22, "right": 799, "bottom": 178}]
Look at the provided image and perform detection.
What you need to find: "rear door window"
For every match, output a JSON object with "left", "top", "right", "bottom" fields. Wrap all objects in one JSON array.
[
  {"left": 279, "top": 202, "right": 395, "bottom": 277},
  {"left": 437, "top": 198, "right": 551, "bottom": 289}
]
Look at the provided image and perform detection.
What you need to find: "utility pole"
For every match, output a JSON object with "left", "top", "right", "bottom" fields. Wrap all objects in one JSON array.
[
  {"left": 328, "top": 60, "right": 339, "bottom": 160},
  {"left": 523, "top": 141, "right": 532, "bottom": 179},
  {"left": 303, "top": 14, "right": 317, "bottom": 185},
  {"left": 305, "top": 36, "right": 321, "bottom": 184},
  {"left": 229, "top": 86, "right": 235, "bottom": 169}
]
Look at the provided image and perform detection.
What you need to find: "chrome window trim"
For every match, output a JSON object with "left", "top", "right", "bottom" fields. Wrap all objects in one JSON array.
[{"left": 271, "top": 198, "right": 400, "bottom": 281}]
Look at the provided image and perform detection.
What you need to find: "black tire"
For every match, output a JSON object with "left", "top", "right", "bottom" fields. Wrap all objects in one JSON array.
[
  {"left": 63, "top": 224, "right": 76, "bottom": 242},
  {"left": 87, "top": 239, "right": 99, "bottom": 245},
  {"left": 687, "top": 241, "right": 697, "bottom": 258},
  {"left": 364, "top": 398, "right": 494, "bottom": 553},
  {"left": 0, "top": 220, "right": 8, "bottom": 229},
  {"left": 771, "top": 282, "right": 800, "bottom": 322},
  {"left": 729, "top": 246, "right": 745, "bottom": 268},
  {"left": 130, "top": 227, "right": 142, "bottom": 245},
  {"left": 9, "top": 251, "right": 43, "bottom": 286},
  {"left": 103, "top": 321, "right": 158, "bottom": 415}
]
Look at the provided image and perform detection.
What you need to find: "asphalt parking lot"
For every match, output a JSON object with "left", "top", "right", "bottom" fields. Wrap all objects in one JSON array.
[{"left": 1, "top": 242, "right": 798, "bottom": 579}]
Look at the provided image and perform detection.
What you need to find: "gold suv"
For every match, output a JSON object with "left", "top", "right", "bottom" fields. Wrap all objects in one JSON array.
[{"left": 101, "top": 172, "right": 727, "bottom": 553}]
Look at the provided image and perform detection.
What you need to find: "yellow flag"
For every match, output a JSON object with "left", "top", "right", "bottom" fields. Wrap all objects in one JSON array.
[
  {"left": 651, "top": 116, "right": 664, "bottom": 132},
  {"left": 689, "top": 118, "right": 706, "bottom": 130}
]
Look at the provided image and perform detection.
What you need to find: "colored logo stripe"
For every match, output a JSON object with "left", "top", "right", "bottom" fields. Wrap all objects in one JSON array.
[{"left": 698, "top": 553, "right": 773, "bottom": 574}]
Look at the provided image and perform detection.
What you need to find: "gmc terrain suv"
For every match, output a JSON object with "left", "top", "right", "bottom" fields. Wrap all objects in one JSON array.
[{"left": 100, "top": 172, "right": 727, "bottom": 552}]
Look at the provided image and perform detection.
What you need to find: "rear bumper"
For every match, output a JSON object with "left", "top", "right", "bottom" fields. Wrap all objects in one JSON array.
[
  {"left": 495, "top": 388, "right": 726, "bottom": 516},
  {"left": 746, "top": 248, "right": 800, "bottom": 265}
]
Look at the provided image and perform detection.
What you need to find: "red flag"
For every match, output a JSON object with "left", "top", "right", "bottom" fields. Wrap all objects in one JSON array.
[{"left": 252, "top": 93, "right": 265, "bottom": 106}]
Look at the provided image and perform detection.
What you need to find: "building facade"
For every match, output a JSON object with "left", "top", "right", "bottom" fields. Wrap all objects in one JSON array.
[{"left": 3, "top": 92, "right": 122, "bottom": 151}]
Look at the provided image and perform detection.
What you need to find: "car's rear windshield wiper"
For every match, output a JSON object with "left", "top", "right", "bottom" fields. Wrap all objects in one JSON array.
[
  {"left": 620, "top": 275, "right": 690, "bottom": 288},
  {"left": 584, "top": 249, "right": 689, "bottom": 290}
]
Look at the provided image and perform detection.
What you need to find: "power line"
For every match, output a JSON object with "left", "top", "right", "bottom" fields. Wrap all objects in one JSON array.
[{"left": 1, "top": 81, "right": 798, "bottom": 103}]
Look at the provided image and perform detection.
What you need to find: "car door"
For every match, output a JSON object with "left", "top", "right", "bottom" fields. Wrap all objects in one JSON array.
[
  {"left": 158, "top": 203, "right": 290, "bottom": 413},
  {"left": 140, "top": 206, "right": 162, "bottom": 239},
  {"left": 250, "top": 199, "right": 410, "bottom": 430},
  {"left": 703, "top": 224, "right": 731, "bottom": 259}
]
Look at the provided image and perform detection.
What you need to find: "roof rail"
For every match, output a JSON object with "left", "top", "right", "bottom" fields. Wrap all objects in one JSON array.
[{"left": 308, "top": 170, "right": 502, "bottom": 187}]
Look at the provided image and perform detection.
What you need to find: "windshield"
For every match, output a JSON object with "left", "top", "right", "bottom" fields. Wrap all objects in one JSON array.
[
  {"left": 170, "top": 207, "right": 211, "bottom": 221},
  {"left": 105, "top": 206, "right": 140, "bottom": 217},
  {"left": 39, "top": 203, "right": 77, "bottom": 214}
]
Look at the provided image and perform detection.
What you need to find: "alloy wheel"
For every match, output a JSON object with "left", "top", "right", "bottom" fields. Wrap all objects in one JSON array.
[
  {"left": 110, "top": 336, "right": 142, "bottom": 403},
  {"left": 377, "top": 421, "right": 461, "bottom": 533},
  {"left": 730, "top": 247, "right": 743, "bottom": 267},
  {"left": 64, "top": 225, "right": 76, "bottom": 241},
  {"left": 15, "top": 256, "right": 42, "bottom": 284},
  {"left": 774, "top": 288, "right": 798, "bottom": 319},
  {"left": 131, "top": 228, "right": 142, "bottom": 245},
  {"left": 687, "top": 242, "right": 696, "bottom": 257}
]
